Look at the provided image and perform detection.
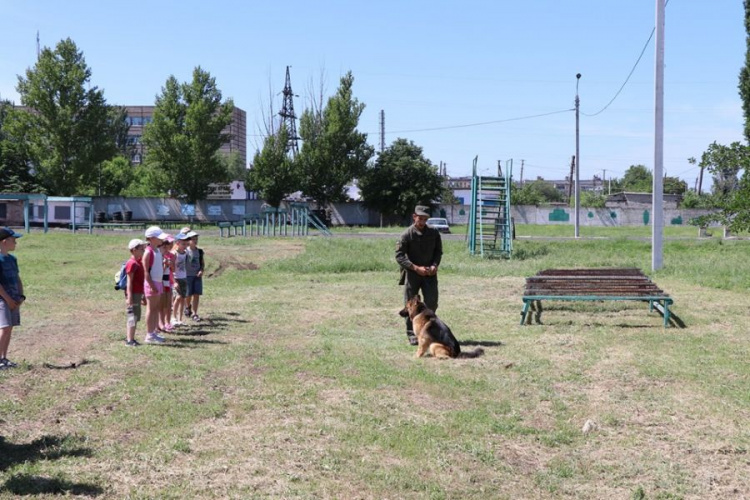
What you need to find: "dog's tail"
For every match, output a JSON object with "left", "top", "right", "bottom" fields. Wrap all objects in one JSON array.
[{"left": 458, "top": 347, "right": 484, "bottom": 359}]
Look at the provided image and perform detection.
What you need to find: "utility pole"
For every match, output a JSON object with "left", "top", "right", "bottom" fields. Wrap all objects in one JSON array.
[
  {"left": 567, "top": 155, "right": 575, "bottom": 201},
  {"left": 601, "top": 169, "right": 611, "bottom": 195},
  {"left": 519, "top": 159, "right": 525, "bottom": 186},
  {"left": 379, "top": 110, "right": 385, "bottom": 153},
  {"left": 279, "top": 66, "right": 300, "bottom": 157},
  {"left": 697, "top": 165, "right": 704, "bottom": 195},
  {"left": 36, "top": 31, "right": 40, "bottom": 59},
  {"left": 652, "top": 0, "right": 665, "bottom": 271},
  {"left": 575, "top": 73, "right": 581, "bottom": 238}
]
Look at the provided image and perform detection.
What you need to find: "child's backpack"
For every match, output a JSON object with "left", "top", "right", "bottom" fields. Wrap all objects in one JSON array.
[{"left": 114, "top": 261, "right": 128, "bottom": 291}]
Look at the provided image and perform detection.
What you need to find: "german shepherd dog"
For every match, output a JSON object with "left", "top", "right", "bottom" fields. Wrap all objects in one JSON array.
[{"left": 399, "top": 295, "right": 484, "bottom": 359}]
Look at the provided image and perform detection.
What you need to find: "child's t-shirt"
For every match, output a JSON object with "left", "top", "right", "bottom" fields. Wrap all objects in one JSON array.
[
  {"left": 0, "top": 253, "right": 22, "bottom": 302},
  {"left": 144, "top": 246, "right": 163, "bottom": 283},
  {"left": 174, "top": 251, "right": 188, "bottom": 280},
  {"left": 125, "top": 256, "right": 145, "bottom": 295},
  {"left": 186, "top": 247, "right": 204, "bottom": 277},
  {"left": 163, "top": 251, "right": 176, "bottom": 286}
]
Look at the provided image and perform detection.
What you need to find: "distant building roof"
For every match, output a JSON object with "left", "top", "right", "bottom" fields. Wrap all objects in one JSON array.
[{"left": 605, "top": 192, "right": 681, "bottom": 208}]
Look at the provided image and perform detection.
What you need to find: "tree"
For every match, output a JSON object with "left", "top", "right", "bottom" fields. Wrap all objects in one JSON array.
[
  {"left": 297, "top": 71, "right": 374, "bottom": 207},
  {"left": 691, "top": 142, "right": 748, "bottom": 198},
  {"left": 663, "top": 176, "right": 688, "bottom": 196},
  {"left": 359, "top": 138, "right": 444, "bottom": 220},
  {"left": 79, "top": 156, "right": 137, "bottom": 196},
  {"left": 0, "top": 101, "right": 38, "bottom": 192},
  {"left": 511, "top": 179, "right": 563, "bottom": 205},
  {"left": 12, "top": 38, "right": 127, "bottom": 195},
  {"left": 247, "top": 125, "right": 300, "bottom": 208},
  {"left": 221, "top": 151, "right": 248, "bottom": 182},
  {"left": 680, "top": 190, "right": 717, "bottom": 209},
  {"left": 579, "top": 191, "right": 606, "bottom": 208},
  {"left": 620, "top": 165, "right": 652, "bottom": 192},
  {"left": 698, "top": 1, "right": 750, "bottom": 231},
  {"left": 740, "top": 0, "right": 750, "bottom": 143},
  {"left": 142, "top": 67, "right": 234, "bottom": 203}
]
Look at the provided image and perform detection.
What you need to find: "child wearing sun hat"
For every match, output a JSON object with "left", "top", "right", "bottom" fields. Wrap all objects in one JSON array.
[{"left": 143, "top": 226, "right": 168, "bottom": 344}]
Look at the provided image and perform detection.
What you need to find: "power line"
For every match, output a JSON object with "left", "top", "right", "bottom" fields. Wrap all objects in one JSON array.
[
  {"left": 582, "top": 0, "right": 672, "bottom": 117},
  {"left": 382, "top": 108, "right": 573, "bottom": 135}
]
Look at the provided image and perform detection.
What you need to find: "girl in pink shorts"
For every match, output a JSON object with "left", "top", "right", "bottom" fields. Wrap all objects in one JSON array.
[{"left": 143, "top": 226, "right": 167, "bottom": 344}]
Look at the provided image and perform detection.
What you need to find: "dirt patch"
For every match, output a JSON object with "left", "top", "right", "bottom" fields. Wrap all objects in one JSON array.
[{"left": 206, "top": 256, "right": 259, "bottom": 278}]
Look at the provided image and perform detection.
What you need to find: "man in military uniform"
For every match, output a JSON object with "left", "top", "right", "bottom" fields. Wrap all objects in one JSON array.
[{"left": 395, "top": 205, "right": 443, "bottom": 345}]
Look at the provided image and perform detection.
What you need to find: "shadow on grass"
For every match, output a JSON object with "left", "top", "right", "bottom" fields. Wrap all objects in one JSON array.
[
  {"left": 42, "top": 359, "right": 97, "bottom": 370},
  {"left": 460, "top": 340, "right": 505, "bottom": 347},
  {"left": 163, "top": 338, "right": 229, "bottom": 348},
  {"left": 205, "top": 314, "right": 250, "bottom": 325},
  {"left": 0, "top": 435, "right": 102, "bottom": 496}
]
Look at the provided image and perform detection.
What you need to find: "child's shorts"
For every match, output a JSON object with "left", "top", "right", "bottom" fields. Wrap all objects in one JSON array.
[
  {"left": 186, "top": 276, "right": 203, "bottom": 296},
  {"left": 126, "top": 295, "right": 143, "bottom": 327},
  {"left": 144, "top": 280, "right": 164, "bottom": 297},
  {"left": 174, "top": 278, "right": 188, "bottom": 298},
  {"left": 0, "top": 299, "right": 20, "bottom": 328}
]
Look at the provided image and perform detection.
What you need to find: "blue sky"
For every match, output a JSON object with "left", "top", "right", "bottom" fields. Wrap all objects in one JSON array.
[{"left": 0, "top": 0, "right": 745, "bottom": 189}]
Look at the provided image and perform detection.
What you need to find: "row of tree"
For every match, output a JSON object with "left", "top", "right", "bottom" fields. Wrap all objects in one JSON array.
[
  {"left": 0, "top": 38, "right": 449, "bottom": 215},
  {"left": 0, "top": 38, "right": 242, "bottom": 202},
  {"left": 248, "top": 73, "right": 448, "bottom": 222},
  {"left": 3, "top": 35, "right": 750, "bottom": 222}
]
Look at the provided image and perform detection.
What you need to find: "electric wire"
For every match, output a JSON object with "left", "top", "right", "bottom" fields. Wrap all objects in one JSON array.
[
  {"left": 382, "top": 108, "right": 574, "bottom": 135},
  {"left": 582, "top": 0, "right": 671, "bottom": 117}
]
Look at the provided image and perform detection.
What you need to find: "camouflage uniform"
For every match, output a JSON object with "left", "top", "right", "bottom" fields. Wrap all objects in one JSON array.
[{"left": 395, "top": 222, "right": 443, "bottom": 342}]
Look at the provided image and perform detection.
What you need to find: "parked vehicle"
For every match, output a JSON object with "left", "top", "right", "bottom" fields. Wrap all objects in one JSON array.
[{"left": 426, "top": 217, "right": 450, "bottom": 233}]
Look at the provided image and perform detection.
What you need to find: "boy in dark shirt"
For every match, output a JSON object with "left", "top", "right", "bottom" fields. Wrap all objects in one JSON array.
[{"left": 0, "top": 227, "right": 25, "bottom": 368}]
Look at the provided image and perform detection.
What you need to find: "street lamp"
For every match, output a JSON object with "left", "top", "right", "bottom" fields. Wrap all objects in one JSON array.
[{"left": 575, "top": 73, "right": 581, "bottom": 238}]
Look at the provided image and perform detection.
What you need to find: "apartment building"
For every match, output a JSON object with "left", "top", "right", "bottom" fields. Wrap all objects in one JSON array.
[{"left": 124, "top": 105, "right": 247, "bottom": 166}]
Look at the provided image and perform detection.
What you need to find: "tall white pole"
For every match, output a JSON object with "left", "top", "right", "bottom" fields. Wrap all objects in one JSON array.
[
  {"left": 575, "top": 73, "right": 581, "bottom": 238},
  {"left": 652, "top": 0, "right": 665, "bottom": 271}
]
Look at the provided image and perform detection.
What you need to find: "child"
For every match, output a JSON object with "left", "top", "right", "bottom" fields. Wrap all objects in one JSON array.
[
  {"left": 185, "top": 231, "right": 204, "bottom": 321},
  {"left": 143, "top": 226, "right": 167, "bottom": 344},
  {"left": 124, "top": 239, "right": 146, "bottom": 346},
  {"left": 0, "top": 227, "right": 25, "bottom": 369},
  {"left": 160, "top": 235, "right": 175, "bottom": 332},
  {"left": 171, "top": 233, "right": 189, "bottom": 326}
]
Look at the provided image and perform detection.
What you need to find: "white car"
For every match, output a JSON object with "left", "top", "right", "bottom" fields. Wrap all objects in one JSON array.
[{"left": 426, "top": 217, "right": 450, "bottom": 233}]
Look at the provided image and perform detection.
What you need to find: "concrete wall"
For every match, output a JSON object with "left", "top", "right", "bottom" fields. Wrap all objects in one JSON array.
[
  {"left": 93, "top": 197, "right": 267, "bottom": 222},
  {"left": 88, "top": 198, "right": 720, "bottom": 227},
  {"left": 436, "top": 204, "right": 720, "bottom": 227}
]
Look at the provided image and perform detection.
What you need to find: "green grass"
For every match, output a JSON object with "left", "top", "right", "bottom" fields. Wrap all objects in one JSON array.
[{"left": 1, "top": 229, "right": 749, "bottom": 498}]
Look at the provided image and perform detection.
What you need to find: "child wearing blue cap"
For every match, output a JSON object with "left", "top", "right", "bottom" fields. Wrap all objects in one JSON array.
[{"left": 0, "top": 227, "right": 25, "bottom": 369}]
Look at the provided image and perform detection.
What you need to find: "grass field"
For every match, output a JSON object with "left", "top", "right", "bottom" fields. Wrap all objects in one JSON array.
[{"left": 1, "top": 228, "right": 749, "bottom": 499}]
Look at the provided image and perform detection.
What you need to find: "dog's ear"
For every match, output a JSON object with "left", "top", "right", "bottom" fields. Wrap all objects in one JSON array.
[
  {"left": 398, "top": 307, "right": 409, "bottom": 318},
  {"left": 415, "top": 301, "right": 426, "bottom": 314}
]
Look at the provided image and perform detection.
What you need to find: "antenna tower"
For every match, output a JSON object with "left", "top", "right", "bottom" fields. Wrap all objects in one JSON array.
[
  {"left": 379, "top": 110, "right": 385, "bottom": 152},
  {"left": 279, "top": 66, "right": 300, "bottom": 156}
]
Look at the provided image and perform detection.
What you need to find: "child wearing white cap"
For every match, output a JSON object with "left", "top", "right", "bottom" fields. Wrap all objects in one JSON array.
[
  {"left": 184, "top": 231, "right": 204, "bottom": 321},
  {"left": 142, "top": 226, "right": 167, "bottom": 344},
  {"left": 124, "top": 239, "right": 146, "bottom": 346}
]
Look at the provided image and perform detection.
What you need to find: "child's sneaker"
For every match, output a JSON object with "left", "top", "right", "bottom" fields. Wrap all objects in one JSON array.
[
  {"left": 185, "top": 306, "right": 192, "bottom": 317},
  {"left": 164, "top": 323, "right": 174, "bottom": 332},
  {"left": 125, "top": 339, "right": 140, "bottom": 347},
  {"left": 191, "top": 314, "right": 201, "bottom": 322},
  {"left": 1, "top": 358, "right": 18, "bottom": 368},
  {"left": 144, "top": 333, "right": 165, "bottom": 344},
  {"left": 173, "top": 320, "right": 183, "bottom": 327}
]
